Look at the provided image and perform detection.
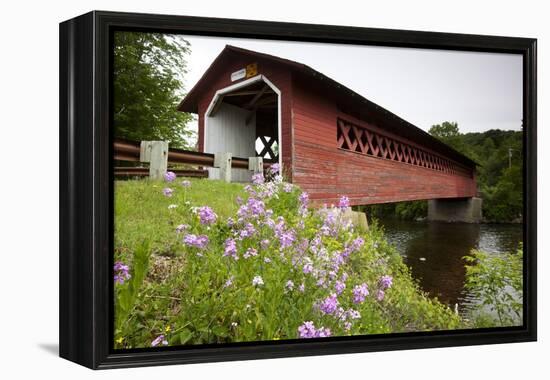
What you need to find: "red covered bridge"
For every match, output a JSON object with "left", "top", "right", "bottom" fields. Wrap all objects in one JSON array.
[{"left": 178, "top": 45, "right": 481, "bottom": 222}]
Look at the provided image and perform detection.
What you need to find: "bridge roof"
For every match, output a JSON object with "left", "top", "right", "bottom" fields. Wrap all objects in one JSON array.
[{"left": 178, "top": 45, "right": 477, "bottom": 168}]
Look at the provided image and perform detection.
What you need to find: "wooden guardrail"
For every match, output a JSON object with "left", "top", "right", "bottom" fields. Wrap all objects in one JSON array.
[{"left": 113, "top": 138, "right": 273, "bottom": 181}]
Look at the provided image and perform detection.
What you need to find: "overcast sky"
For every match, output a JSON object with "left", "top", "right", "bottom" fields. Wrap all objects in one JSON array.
[{"left": 180, "top": 35, "right": 523, "bottom": 135}]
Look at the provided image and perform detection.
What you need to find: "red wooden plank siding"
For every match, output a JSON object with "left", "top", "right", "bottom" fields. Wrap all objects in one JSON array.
[{"left": 291, "top": 80, "right": 477, "bottom": 206}]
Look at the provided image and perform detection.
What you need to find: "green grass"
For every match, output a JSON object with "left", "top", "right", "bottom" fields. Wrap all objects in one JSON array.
[{"left": 115, "top": 178, "right": 246, "bottom": 257}]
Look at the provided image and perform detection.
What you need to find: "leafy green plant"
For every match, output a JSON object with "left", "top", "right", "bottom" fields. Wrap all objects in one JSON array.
[
  {"left": 115, "top": 240, "right": 151, "bottom": 342},
  {"left": 463, "top": 247, "right": 523, "bottom": 327}
]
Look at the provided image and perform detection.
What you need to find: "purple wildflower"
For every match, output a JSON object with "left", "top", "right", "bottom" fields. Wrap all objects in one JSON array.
[
  {"left": 335, "top": 280, "right": 346, "bottom": 295},
  {"left": 175, "top": 224, "right": 189, "bottom": 233},
  {"left": 164, "top": 171, "right": 176, "bottom": 182},
  {"left": 162, "top": 187, "right": 174, "bottom": 197},
  {"left": 285, "top": 280, "right": 295, "bottom": 291},
  {"left": 346, "top": 309, "right": 361, "bottom": 322},
  {"left": 298, "top": 321, "right": 331, "bottom": 339},
  {"left": 351, "top": 237, "right": 365, "bottom": 251},
  {"left": 252, "top": 275, "right": 264, "bottom": 287},
  {"left": 298, "top": 192, "right": 309, "bottom": 206},
  {"left": 303, "top": 262, "right": 313, "bottom": 274},
  {"left": 248, "top": 198, "right": 265, "bottom": 216},
  {"left": 183, "top": 234, "right": 209, "bottom": 249},
  {"left": 181, "top": 179, "right": 191, "bottom": 188},
  {"left": 338, "top": 195, "right": 350, "bottom": 209},
  {"left": 316, "top": 277, "right": 326, "bottom": 288},
  {"left": 269, "top": 163, "right": 280, "bottom": 175},
  {"left": 319, "top": 293, "right": 339, "bottom": 315},
  {"left": 316, "top": 327, "right": 332, "bottom": 337},
  {"left": 223, "top": 238, "right": 238, "bottom": 259},
  {"left": 224, "top": 276, "right": 234, "bottom": 288},
  {"left": 352, "top": 283, "right": 369, "bottom": 304},
  {"left": 113, "top": 261, "right": 131, "bottom": 284},
  {"left": 283, "top": 183, "right": 293, "bottom": 193},
  {"left": 298, "top": 321, "right": 317, "bottom": 338},
  {"left": 151, "top": 334, "right": 168, "bottom": 347},
  {"left": 377, "top": 289, "right": 385, "bottom": 301},
  {"left": 239, "top": 223, "right": 256, "bottom": 239},
  {"left": 379, "top": 275, "right": 393, "bottom": 290},
  {"left": 197, "top": 206, "right": 217, "bottom": 225},
  {"left": 251, "top": 173, "right": 265, "bottom": 185},
  {"left": 264, "top": 257, "right": 271, "bottom": 263},
  {"left": 260, "top": 239, "right": 270, "bottom": 249},
  {"left": 279, "top": 229, "right": 296, "bottom": 249},
  {"left": 298, "top": 283, "right": 305, "bottom": 292},
  {"left": 243, "top": 247, "right": 258, "bottom": 259}
]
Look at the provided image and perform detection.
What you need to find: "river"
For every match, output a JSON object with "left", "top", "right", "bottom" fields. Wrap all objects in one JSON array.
[{"left": 378, "top": 219, "right": 523, "bottom": 315}]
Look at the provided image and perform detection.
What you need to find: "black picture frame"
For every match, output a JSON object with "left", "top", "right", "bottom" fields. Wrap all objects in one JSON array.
[{"left": 59, "top": 10, "right": 537, "bottom": 369}]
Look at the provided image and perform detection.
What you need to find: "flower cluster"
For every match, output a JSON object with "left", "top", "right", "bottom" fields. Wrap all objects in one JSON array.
[
  {"left": 352, "top": 283, "right": 369, "bottom": 304},
  {"left": 151, "top": 334, "right": 168, "bottom": 347},
  {"left": 183, "top": 234, "right": 209, "bottom": 250},
  {"left": 338, "top": 195, "right": 350, "bottom": 209},
  {"left": 319, "top": 293, "right": 339, "bottom": 315},
  {"left": 379, "top": 275, "right": 393, "bottom": 290},
  {"left": 252, "top": 275, "right": 264, "bottom": 287},
  {"left": 113, "top": 261, "right": 131, "bottom": 285},
  {"left": 164, "top": 171, "right": 176, "bottom": 182},
  {"left": 175, "top": 224, "right": 189, "bottom": 233},
  {"left": 161, "top": 170, "right": 396, "bottom": 344},
  {"left": 224, "top": 238, "right": 238, "bottom": 260},
  {"left": 197, "top": 206, "right": 217, "bottom": 225},
  {"left": 376, "top": 275, "right": 393, "bottom": 301},
  {"left": 298, "top": 321, "right": 331, "bottom": 338},
  {"left": 252, "top": 173, "right": 265, "bottom": 185}
]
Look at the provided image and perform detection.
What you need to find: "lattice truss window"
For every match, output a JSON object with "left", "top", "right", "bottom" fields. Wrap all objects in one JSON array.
[
  {"left": 255, "top": 136, "right": 279, "bottom": 160},
  {"left": 337, "top": 118, "right": 471, "bottom": 177}
]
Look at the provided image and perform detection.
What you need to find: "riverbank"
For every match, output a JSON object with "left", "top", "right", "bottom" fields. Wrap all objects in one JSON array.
[{"left": 375, "top": 218, "right": 523, "bottom": 315}]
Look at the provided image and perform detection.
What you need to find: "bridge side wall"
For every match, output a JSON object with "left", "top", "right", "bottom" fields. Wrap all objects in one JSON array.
[{"left": 290, "top": 79, "right": 477, "bottom": 206}]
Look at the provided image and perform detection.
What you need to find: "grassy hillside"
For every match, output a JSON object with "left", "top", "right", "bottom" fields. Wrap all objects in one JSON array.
[
  {"left": 113, "top": 176, "right": 463, "bottom": 349},
  {"left": 115, "top": 178, "right": 246, "bottom": 257}
]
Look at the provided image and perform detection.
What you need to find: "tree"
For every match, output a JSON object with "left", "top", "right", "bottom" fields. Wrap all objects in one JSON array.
[
  {"left": 113, "top": 32, "right": 194, "bottom": 149},
  {"left": 429, "top": 121, "right": 460, "bottom": 139},
  {"left": 428, "top": 123, "right": 523, "bottom": 222},
  {"left": 428, "top": 121, "right": 463, "bottom": 152}
]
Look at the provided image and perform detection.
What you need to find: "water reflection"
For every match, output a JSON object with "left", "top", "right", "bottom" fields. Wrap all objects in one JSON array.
[{"left": 379, "top": 220, "right": 523, "bottom": 312}]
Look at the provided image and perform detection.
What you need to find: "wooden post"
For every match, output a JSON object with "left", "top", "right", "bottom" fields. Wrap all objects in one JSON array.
[
  {"left": 248, "top": 156, "right": 264, "bottom": 174},
  {"left": 140, "top": 141, "right": 168, "bottom": 180},
  {"left": 214, "top": 152, "right": 232, "bottom": 183}
]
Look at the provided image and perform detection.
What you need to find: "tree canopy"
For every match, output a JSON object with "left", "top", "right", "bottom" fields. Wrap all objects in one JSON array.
[
  {"left": 429, "top": 123, "right": 523, "bottom": 222},
  {"left": 113, "top": 32, "right": 194, "bottom": 149}
]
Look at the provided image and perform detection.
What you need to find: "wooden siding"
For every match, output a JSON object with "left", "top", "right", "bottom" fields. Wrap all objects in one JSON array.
[
  {"left": 205, "top": 102, "right": 256, "bottom": 182},
  {"left": 291, "top": 79, "right": 477, "bottom": 206}
]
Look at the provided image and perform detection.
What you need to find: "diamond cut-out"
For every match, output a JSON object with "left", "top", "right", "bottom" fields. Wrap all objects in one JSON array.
[{"left": 336, "top": 118, "right": 470, "bottom": 177}]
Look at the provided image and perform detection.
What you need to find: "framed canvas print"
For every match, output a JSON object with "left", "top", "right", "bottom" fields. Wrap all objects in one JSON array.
[{"left": 59, "top": 11, "right": 537, "bottom": 369}]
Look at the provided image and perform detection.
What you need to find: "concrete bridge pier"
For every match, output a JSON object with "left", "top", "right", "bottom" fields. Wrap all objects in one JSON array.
[{"left": 427, "top": 197, "right": 483, "bottom": 223}]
